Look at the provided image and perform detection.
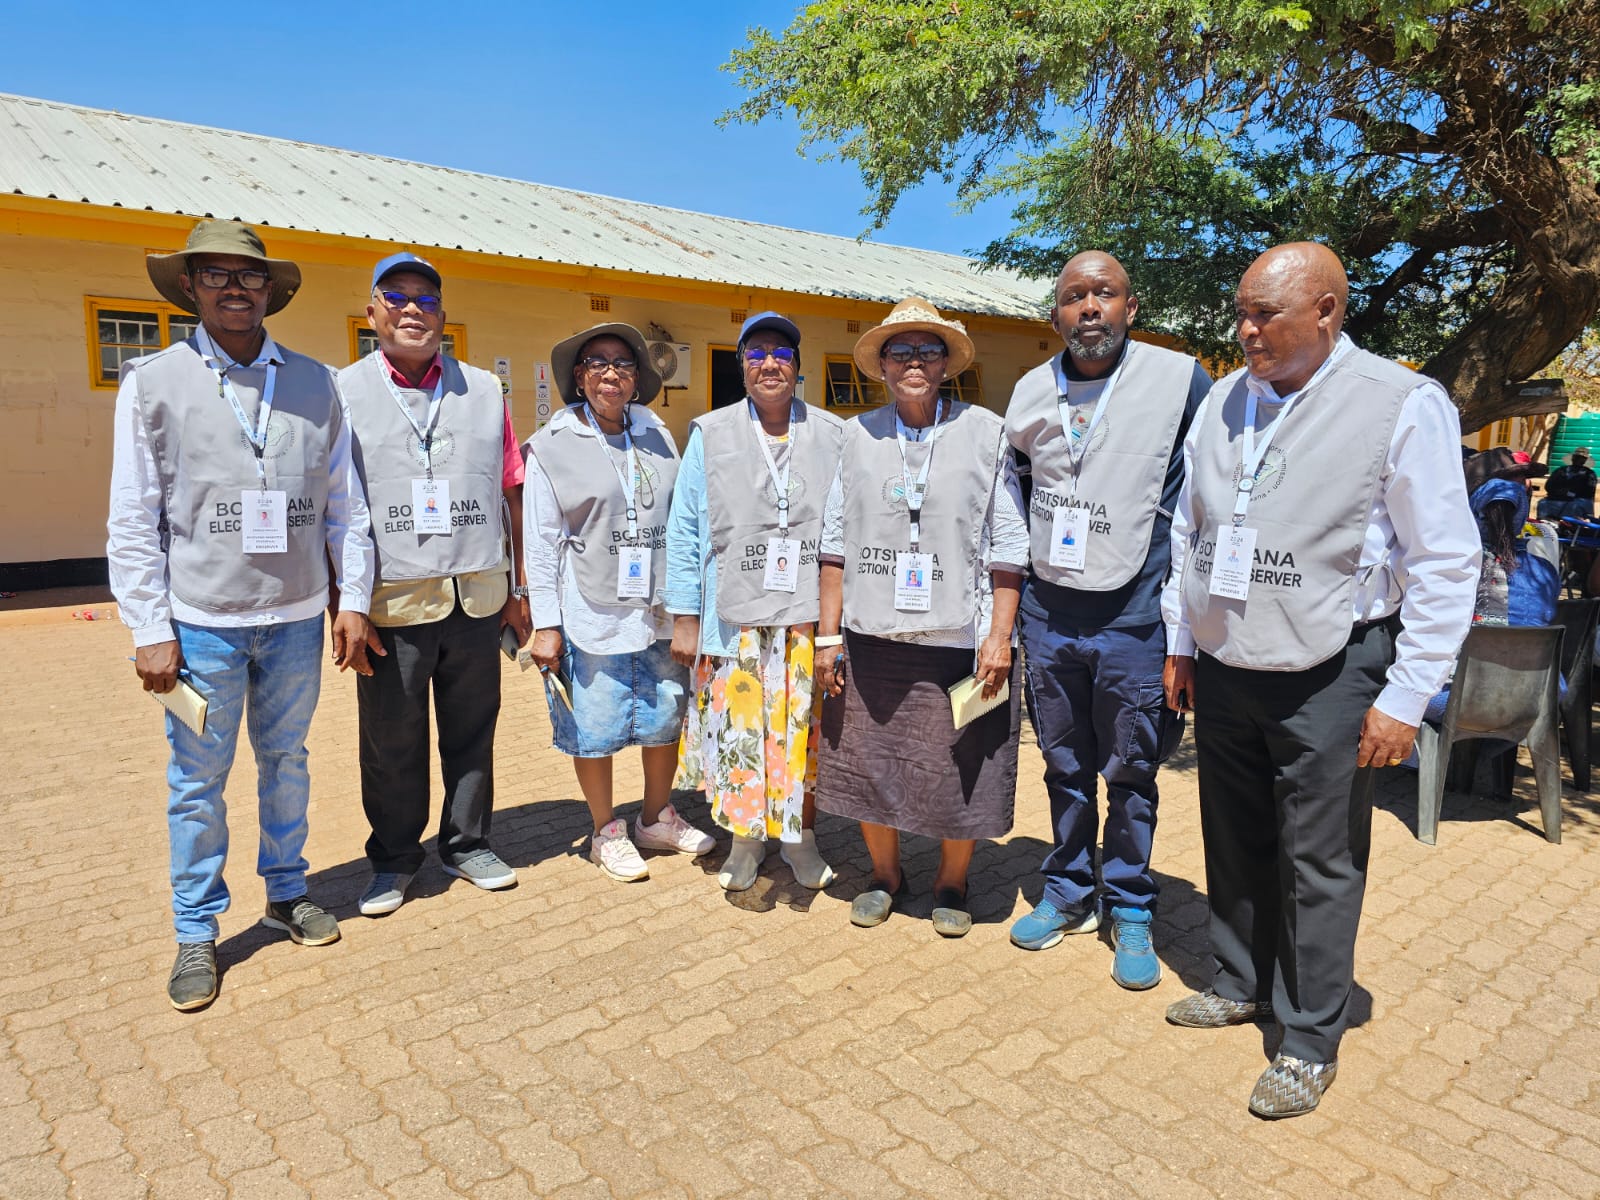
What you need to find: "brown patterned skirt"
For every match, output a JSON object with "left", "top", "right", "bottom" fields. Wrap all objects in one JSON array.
[{"left": 817, "top": 631, "right": 1019, "bottom": 840}]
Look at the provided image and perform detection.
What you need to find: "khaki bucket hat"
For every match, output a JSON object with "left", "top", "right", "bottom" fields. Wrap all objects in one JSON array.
[
  {"left": 551, "top": 322, "right": 663, "bottom": 406},
  {"left": 851, "top": 297, "right": 976, "bottom": 381},
  {"left": 146, "top": 220, "right": 302, "bottom": 316}
]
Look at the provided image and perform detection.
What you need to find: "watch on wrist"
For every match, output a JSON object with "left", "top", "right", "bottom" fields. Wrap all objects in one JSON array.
[{"left": 511, "top": 585, "right": 529, "bottom": 600}]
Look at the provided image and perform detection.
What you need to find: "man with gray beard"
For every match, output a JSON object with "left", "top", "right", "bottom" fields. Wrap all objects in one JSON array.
[{"left": 1003, "top": 252, "right": 1211, "bottom": 990}]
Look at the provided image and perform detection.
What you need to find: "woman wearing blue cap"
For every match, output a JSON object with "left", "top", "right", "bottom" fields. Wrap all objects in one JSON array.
[{"left": 664, "top": 313, "right": 847, "bottom": 891}]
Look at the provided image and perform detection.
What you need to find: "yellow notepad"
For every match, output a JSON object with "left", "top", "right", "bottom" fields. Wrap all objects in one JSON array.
[
  {"left": 947, "top": 673, "right": 1009, "bottom": 729},
  {"left": 154, "top": 678, "right": 208, "bottom": 735}
]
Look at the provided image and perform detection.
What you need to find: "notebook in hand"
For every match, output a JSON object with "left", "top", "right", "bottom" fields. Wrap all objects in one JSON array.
[
  {"left": 947, "top": 672, "right": 1009, "bottom": 729},
  {"left": 154, "top": 677, "right": 208, "bottom": 736}
]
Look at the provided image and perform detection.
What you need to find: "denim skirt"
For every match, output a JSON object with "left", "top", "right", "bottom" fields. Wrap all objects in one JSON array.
[{"left": 547, "top": 636, "right": 690, "bottom": 758}]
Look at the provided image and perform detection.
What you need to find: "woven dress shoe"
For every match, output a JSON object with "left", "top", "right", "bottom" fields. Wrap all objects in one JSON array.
[
  {"left": 1249, "top": 1055, "right": 1338, "bottom": 1118},
  {"left": 1165, "top": 989, "right": 1273, "bottom": 1028}
]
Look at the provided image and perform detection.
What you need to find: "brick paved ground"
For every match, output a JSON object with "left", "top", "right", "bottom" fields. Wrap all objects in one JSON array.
[{"left": 3, "top": 607, "right": 1599, "bottom": 1199}]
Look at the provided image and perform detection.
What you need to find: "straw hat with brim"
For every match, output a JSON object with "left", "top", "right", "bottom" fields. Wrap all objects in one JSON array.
[
  {"left": 146, "top": 220, "right": 302, "bottom": 316},
  {"left": 852, "top": 297, "right": 975, "bottom": 382},
  {"left": 1464, "top": 447, "right": 1549, "bottom": 494},
  {"left": 551, "top": 322, "right": 662, "bottom": 406}
]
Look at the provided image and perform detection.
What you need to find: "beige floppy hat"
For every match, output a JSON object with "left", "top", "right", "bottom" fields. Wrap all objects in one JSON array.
[
  {"left": 851, "top": 297, "right": 975, "bottom": 381},
  {"left": 146, "top": 220, "right": 302, "bottom": 317},
  {"left": 550, "top": 322, "right": 663, "bottom": 406}
]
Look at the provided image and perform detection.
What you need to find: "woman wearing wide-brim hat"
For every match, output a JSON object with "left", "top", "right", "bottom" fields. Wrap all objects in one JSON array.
[
  {"left": 814, "top": 297, "right": 1029, "bottom": 937},
  {"left": 522, "top": 322, "right": 715, "bottom": 883}
]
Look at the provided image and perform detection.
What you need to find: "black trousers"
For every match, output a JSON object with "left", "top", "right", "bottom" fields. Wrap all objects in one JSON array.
[
  {"left": 1193, "top": 618, "right": 1395, "bottom": 1062},
  {"left": 356, "top": 604, "right": 501, "bottom": 874}
]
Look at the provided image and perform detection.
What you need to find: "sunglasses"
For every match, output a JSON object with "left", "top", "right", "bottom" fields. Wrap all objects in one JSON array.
[
  {"left": 580, "top": 356, "right": 638, "bottom": 375},
  {"left": 743, "top": 346, "right": 797, "bottom": 365},
  {"left": 191, "top": 266, "right": 270, "bottom": 291},
  {"left": 377, "top": 290, "right": 443, "bottom": 315},
  {"left": 882, "top": 342, "right": 948, "bottom": 365}
]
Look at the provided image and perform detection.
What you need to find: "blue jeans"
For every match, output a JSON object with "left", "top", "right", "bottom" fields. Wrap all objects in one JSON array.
[
  {"left": 166, "top": 617, "right": 324, "bottom": 942},
  {"left": 1019, "top": 615, "right": 1181, "bottom": 913}
]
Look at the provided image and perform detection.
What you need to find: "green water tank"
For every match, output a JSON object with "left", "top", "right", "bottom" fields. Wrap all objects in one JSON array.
[{"left": 1550, "top": 413, "right": 1600, "bottom": 465}]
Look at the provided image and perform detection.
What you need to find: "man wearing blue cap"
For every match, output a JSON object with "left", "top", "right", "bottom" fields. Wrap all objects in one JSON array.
[{"left": 336, "top": 252, "right": 531, "bottom": 915}]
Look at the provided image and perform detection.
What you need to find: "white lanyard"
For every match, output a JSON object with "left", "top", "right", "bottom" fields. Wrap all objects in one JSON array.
[
  {"left": 381, "top": 358, "right": 446, "bottom": 480},
  {"left": 1234, "top": 388, "right": 1303, "bottom": 524},
  {"left": 1053, "top": 348, "right": 1129, "bottom": 497},
  {"left": 895, "top": 399, "right": 947, "bottom": 549},
  {"left": 197, "top": 326, "right": 276, "bottom": 490},
  {"left": 585, "top": 404, "right": 641, "bottom": 541},
  {"left": 748, "top": 399, "right": 796, "bottom": 534}
]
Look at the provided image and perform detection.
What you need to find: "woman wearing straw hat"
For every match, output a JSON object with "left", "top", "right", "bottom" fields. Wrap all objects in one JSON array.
[
  {"left": 523, "top": 323, "right": 715, "bottom": 881},
  {"left": 664, "top": 313, "right": 847, "bottom": 892},
  {"left": 815, "top": 298, "right": 1029, "bottom": 937}
]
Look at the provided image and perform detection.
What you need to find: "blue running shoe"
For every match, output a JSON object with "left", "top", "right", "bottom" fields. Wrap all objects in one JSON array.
[
  {"left": 1110, "top": 905, "right": 1161, "bottom": 990},
  {"left": 1009, "top": 899, "right": 1099, "bottom": 951}
]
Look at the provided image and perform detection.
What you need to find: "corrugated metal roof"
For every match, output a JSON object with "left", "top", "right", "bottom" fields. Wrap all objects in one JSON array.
[{"left": 0, "top": 92, "right": 1050, "bottom": 320}]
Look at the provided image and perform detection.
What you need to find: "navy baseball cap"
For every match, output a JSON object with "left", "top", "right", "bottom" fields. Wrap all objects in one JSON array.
[
  {"left": 372, "top": 251, "right": 442, "bottom": 291},
  {"left": 738, "top": 311, "right": 801, "bottom": 348}
]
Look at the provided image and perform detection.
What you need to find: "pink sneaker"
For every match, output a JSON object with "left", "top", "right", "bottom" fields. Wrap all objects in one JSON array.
[
  {"left": 634, "top": 804, "right": 716, "bottom": 856},
  {"left": 590, "top": 819, "right": 649, "bottom": 882}
]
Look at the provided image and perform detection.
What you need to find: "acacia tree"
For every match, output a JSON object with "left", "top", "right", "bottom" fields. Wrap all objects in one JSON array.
[{"left": 727, "top": 1, "right": 1600, "bottom": 430}]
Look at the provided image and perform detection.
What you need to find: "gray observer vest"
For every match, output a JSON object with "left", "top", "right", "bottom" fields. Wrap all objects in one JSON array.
[
  {"left": 1181, "top": 346, "right": 1415, "bottom": 671},
  {"left": 1006, "top": 340, "right": 1195, "bottom": 589},
  {"left": 338, "top": 353, "right": 505, "bottom": 584},
  {"left": 695, "top": 400, "right": 845, "bottom": 626},
  {"left": 840, "top": 402, "right": 1003, "bottom": 635},
  {"left": 128, "top": 337, "right": 334, "bottom": 614},
  {"left": 526, "top": 409, "right": 679, "bottom": 609}
]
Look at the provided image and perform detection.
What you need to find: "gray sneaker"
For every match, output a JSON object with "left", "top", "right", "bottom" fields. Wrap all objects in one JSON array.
[
  {"left": 167, "top": 941, "right": 217, "bottom": 1011},
  {"left": 261, "top": 896, "right": 341, "bottom": 946},
  {"left": 443, "top": 849, "right": 517, "bottom": 890},
  {"left": 358, "top": 871, "right": 415, "bottom": 917}
]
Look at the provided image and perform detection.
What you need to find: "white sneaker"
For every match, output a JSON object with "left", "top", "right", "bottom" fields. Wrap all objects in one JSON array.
[
  {"left": 590, "top": 820, "right": 649, "bottom": 882},
  {"left": 358, "top": 871, "right": 414, "bottom": 916},
  {"left": 634, "top": 804, "right": 716, "bottom": 856},
  {"left": 718, "top": 834, "right": 766, "bottom": 892},
  {"left": 778, "top": 829, "right": 835, "bottom": 890}
]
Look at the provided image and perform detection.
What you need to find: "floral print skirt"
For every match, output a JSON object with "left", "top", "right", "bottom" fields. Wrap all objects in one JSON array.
[{"left": 675, "top": 623, "right": 820, "bottom": 843}]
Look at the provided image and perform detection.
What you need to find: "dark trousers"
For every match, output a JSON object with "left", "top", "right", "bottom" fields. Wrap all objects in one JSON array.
[
  {"left": 1019, "top": 615, "right": 1177, "bottom": 914},
  {"left": 357, "top": 604, "right": 502, "bottom": 874},
  {"left": 1193, "top": 618, "right": 1395, "bottom": 1062}
]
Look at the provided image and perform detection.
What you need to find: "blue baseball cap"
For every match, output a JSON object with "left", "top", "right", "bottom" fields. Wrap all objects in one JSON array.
[
  {"left": 738, "top": 311, "right": 801, "bottom": 348},
  {"left": 371, "top": 251, "right": 442, "bottom": 291}
]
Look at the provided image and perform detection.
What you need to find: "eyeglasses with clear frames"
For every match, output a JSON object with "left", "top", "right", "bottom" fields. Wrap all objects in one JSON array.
[
  {"left": 191, "top": 266, "right": 271, "bottom": 291},
  {"left": 377, "top": 290, "right": 443, "bottom": 315}
]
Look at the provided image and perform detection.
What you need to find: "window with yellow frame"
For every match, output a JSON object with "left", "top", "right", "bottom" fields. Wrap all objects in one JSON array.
[
  {"left": 85, "top": 297, "right": 200, "bottom": 389},
  {"left": 348, "top": 318, "right": 467, "bottom": 365},
  {"left": 822, "top": 355, "right": 981, "bottom": 410}
]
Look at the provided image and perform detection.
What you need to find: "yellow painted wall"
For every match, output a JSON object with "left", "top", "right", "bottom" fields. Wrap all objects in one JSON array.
[{"left": 0, "top": 216, "right": 1065, "bottom": 566}]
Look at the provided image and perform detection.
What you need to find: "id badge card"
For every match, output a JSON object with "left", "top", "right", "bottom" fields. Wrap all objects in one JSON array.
[
  {"left": 617, "top": 545, "right": 652, "bottom": 599},
  {"left": 241, "top": 490, "right": 287, "bottom": 554},
  {"left": 1048, "top": 505, "right": 1089, "bottom": 571},
  {"left": 1208, "top": 525, "right": 1257, "bottom": 600},
  {"left": 762, "top": 537, "right": 799, "bottom": 593},
  {"left": 894, "top": 551, "right": 933, "bottom": 612},
  {"left": 412, "top": 479, "right": 452, "bottom": 535}
]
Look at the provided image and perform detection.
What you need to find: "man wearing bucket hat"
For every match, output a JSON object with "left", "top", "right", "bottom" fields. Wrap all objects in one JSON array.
[
  {"left": 107, "top": 219, "right": 377, "bottom": 1011},
  {"left": 1002, "top": 251, "right": 1212, "bottom": 989},
  {"left": 524, "top": 321, "right": 716, "bottom": 882},
  {"left": 336, "top": 252, "right": 531, "bottom": 916}
]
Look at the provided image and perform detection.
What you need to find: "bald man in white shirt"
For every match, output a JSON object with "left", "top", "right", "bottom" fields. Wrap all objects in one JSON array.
[{"left": 1160, "top": 243, "right": 1479, "bottom": 1118}]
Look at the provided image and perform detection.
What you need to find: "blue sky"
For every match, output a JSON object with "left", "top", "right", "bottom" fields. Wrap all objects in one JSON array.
[{"left": 7, "top": 1, "right": 1022, "bottom": 262}]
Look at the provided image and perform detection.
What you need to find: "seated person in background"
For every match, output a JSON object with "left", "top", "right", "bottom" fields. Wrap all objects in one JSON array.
[{"left": 1539, "top": 447, "right": 1597, "bottom": 522}]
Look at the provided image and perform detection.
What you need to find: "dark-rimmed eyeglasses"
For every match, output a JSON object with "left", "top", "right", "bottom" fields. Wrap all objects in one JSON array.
[
  {"left": 743, "top": 346, "right": 797, "bottom": 365},
  {"left": 580, "top": 356, "right": 638, "bottom": 375},
  {"left": 191, "top": 266, "right": 270, "bottom": 291},
  {"left": 882, "top": 342, "right": 948, "bottom": 365},
  {"left": 377, "top": 290, "right": 443, "bottom": 315}
]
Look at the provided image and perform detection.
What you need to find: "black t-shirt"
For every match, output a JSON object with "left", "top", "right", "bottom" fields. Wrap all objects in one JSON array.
[{"left": 1548, "top": 463, "right": 1597, "bottom": 500}]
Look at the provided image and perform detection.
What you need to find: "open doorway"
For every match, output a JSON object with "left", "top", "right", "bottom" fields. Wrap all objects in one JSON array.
[{"left": 709, "top": 345, "right": 744, "bottom": 410}]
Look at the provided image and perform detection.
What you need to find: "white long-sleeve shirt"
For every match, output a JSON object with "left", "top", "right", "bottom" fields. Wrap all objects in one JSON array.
[
  {"left": 521, "top": 404, "right": 673, "bottom": 655},
  {"left": 106, "top": 332, "right": 374, "bottom": 648},
  {"left": 1161, "top": 335, "right": 1480, "bottom": 725}
]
